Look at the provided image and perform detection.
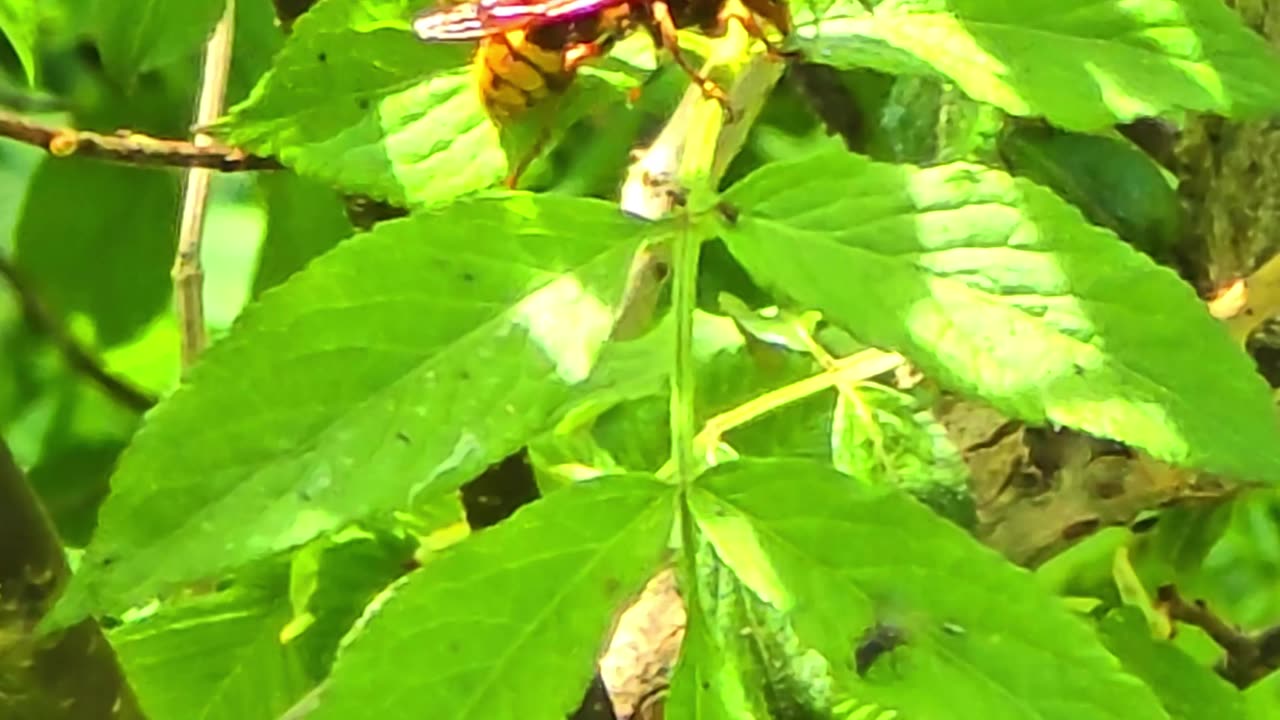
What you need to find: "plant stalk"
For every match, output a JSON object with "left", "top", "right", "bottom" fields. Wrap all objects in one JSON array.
[
  {"left": 173, "top": 0, "right": 237, "bottom": 370},
  {"left": 669, "top": 220, "right": 702, "bottom": 486}
]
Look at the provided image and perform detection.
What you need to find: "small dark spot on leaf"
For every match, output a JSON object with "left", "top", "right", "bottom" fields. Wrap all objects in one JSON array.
[
  {"left": 396, "top": 431, "right": 412, "bottom": 444},
  {"left": 717, "top": 201, "right": 739, "bottom": 225},
  {"left": 357, "top": 98, "right": 370, "bottom": 110},
  {"left": 1073, "top": 363, "right": 1086, "bottom": 376},
  {"left": 459, "top": 369, "right": 471, "bottom": 381},
  {"left": 461, "top": 271, "right": 475, "bottom": 283},
  {"left": 317, "top": 52, "right": 327, "bottom": 63},
  {"left": 652, "top": 259, "right": 671, "bottom": 282},
  {"left": 700, "top": 680, "right": 710, "bottom": 690},
  {"left": 603, "top": 577, "right": 621, "bottom": 596},
  {"left": 100, "top": 555, "right": 115, "bottom": 568},
  {"left": 1061, "top": 517, "right": 1101, "bottom": 541},
  {"left": 854, "top": 622, "right": 905, "bottom": 676}
]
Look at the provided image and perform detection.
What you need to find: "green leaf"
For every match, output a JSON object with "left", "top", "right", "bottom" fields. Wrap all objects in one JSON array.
[
  {"left": 797, "top": 0, "right": 1280, "bottom": 130},
  {"left": 282, "top": 526, "right": 417, "bottom": 678},
  {"left": 303, "top": 474, "right": 675, "bottom": 720},
  {"left": 46, "top": 193, "right": 658, "bottom": 629},
  {"left": 25, "top": 441, "right": 124, "bottom": 547},
  {"left": 584, "top": 311, "right": 835, "bottom": 473},
  {"left": 111, "top": 564, "right": 312, "bottom": 720},
  {"left": 219, "top": 0, "right": 642, "bottom": 207},
  {"left": 228, "top": 0, "right": 287, "bottom": 105},
  {"left": 251, "top": 172, "right": 352, "bottom": 298},
  {"left": 690, "top": 458, "right": 1170, "bottom": 719},
  {"left": 14, "top": 158, "right": 179, "bottom": 347},
  {"left": 720, "top": 151, "right": 1280, "bottom": 484},
  {"left": 666, "top": 579, "right": 769, "bottom": 720},
  {"left": 0, "top": 0, "right": 39, "bottom": 83},
  {"left": 673, "top": 535, "right": 851, "bottom": 719},
  {"left": 1000, "top": 126, "right": 1182, "bottom": 261},
  {"left": 1098, "top": 607, "right": 1244, "bottom": 720},
  {"left": 89, "top": 0, "right": 226, "bottom": 82},
  {"left": 830, "top": 382, "right": 966, "bottom": 488}
]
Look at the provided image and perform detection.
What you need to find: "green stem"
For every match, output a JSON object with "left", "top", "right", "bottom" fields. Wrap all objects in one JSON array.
[{"left": 670, "top": 219, "right": 702, "bottom": 486}]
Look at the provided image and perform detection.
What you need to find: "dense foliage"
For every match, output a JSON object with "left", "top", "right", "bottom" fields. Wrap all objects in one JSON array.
[{"left": 4, "top": 0, "right": 1280, "bottom": 718}]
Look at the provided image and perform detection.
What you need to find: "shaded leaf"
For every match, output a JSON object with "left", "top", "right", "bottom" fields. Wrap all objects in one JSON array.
[
  {"left": 251, "top": 172, "right": 352, "bottom": 297},
  {"left": 1098, "top": 607, "right": 1244, "bottom": 720},
  {"left": 1000, "top": 126, "right": 1182, "bottom": 261},
  {"left": 282, "top": 526, "right": 417, "bottom": 678},
  {"left": 89, "top": 0, "right": 226, "bottom": 82},
  {"left": 229, "top": 0, "right": 286, "bottom": 105},
  {"left": 14, "top": 159, "right": 178, "bottom": 347},
  {"left": 0, "top": 0, "right": 38, "bottom": 83},
  {"left": 25, "top": 441, "right": 123, "bottom": 547}
]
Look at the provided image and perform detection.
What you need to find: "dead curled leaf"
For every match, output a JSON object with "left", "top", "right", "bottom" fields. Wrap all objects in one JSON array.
[{"left": 933, "top": 395, "right": 1245, "bottom": 568}]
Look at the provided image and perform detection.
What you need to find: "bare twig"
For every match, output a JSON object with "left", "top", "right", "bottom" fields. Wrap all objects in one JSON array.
[
  {"left": 173, "top": 0, "right": 238, "bottom": 369},
  {"left": 0, "top": 109, "right": 278, "bottom": 172},
  {"left": 1157, "top": 584, "right": 1280, "bottom": 688},
  {"left": 0, "top": 257, "right": 156, "bottom": 413}
]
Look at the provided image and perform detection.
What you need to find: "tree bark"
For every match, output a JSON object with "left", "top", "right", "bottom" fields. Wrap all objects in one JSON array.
[
  {"left": 1173, "top": 1, "right": 1280, "bottom": 351},
  {"left": 0, "top": 440, "right": 146, "bottom": 720}
]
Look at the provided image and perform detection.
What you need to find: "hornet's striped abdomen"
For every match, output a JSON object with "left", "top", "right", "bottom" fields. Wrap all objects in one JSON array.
[{"left": 473, "top": 7, "right": 634, "bottom": 121}]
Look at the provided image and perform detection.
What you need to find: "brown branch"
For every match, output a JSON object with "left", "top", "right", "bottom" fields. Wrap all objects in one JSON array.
[
  {"left": 0, "top": 257, "right": 156, "bottom": 414},
  {"left": 1157, "top": 584, "right": 1280, "bottom": 688},
  {"left": 0, "top": 438, "right": 147, "bottom": 720},
  {"left": 0, "top": 109, "right": 280, "bottom": 172}
]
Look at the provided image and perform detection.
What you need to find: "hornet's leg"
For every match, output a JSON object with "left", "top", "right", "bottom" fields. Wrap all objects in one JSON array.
[
  {"left": 718, "top": 2, "right": 790, "bottom": 60},
  {"left": 650, "top": 0, "right": 736, "bottom": 118}
]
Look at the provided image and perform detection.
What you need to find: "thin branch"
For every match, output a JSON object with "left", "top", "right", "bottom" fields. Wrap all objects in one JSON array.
[
  {"left": 173, "top": 0, "right": 239, "bottom": 369},
  {"left": 1157, "top": 584, "right": 1280, "bottom": 688},
  {"left": 0, "top": 257, "right": 156, "bottom": 413},
  {"left": 0, "top": 439, "right": 148, "bottom": 720},
  {"left": 0, "top": 109, "right": 279, "bottom": 172}
]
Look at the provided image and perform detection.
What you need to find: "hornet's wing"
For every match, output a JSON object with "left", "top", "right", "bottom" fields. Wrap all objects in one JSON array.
[{"left": 413, "top": 0, "right": 627, "bottom": 40}]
